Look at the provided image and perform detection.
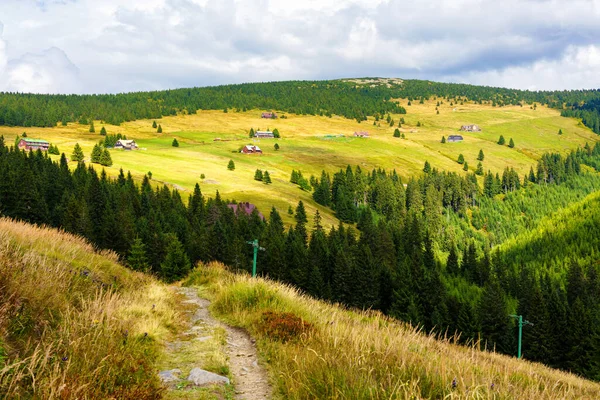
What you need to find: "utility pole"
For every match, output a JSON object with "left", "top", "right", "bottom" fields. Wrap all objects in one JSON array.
[
  {"left": 246, "top": 239, "right": 265, "bottom": 277},
  {"left": 509, "top": 314, "right": 533, "bottom": 359}
]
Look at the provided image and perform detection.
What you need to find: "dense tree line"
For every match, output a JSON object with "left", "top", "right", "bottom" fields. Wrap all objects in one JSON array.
[
  {"left": 2, "top": 136, "right": 600, "bottom": 380},
  {"left": 0, "top": 81, "right": 406, "bottom": 127},
  {"left": 2, "top": 79, "right": 600, "bottom": 130}
]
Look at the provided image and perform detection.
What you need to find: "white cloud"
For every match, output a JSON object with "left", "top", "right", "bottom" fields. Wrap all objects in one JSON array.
[
  {"left": 0, "top": 47, "right": 81, "bottom": 93},
  {"left": 0, "top": 0, "right": 600, "bottom": 93},
  {"left": 0, "top": 23, "right": 7, "bottom": 76},
  {"left": 445, "top": 45, "right": 600, "bottom": 90}
]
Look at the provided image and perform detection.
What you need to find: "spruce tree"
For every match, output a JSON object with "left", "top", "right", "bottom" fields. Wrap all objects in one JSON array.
[
  {"left": 157, "top": 124, "right": 163, "bottom": 133},
  {"left": 393, "top": 128, "right": 401, "bottom": 138},
  {"left": 71, "top": 143, "right": 84, "bottom": 162},
  {"left": 89, "top": 121, "right": 95, "bottom": 133},
  {"left": 274, "top": 143, "right": 280, "bottom": 150},
  {"left": 249, "top": 128, "right": 255, "bottom": 138},
  {"left": 91, "top": 144, "right": 102, "bottom": 163},
  {"left": 423, "top": 160, "right": 431, "bottom": 173},
  {"left": 172, "top": 138, "right": 179, "bottom": 147},
  {"left": 227, "top": 159, "right": 235, "bottom": 170},
  {"left": 477, "top": 149, "right": 484, "bottom": 161},
  {"left": 509, "top": 138, "right": 515, "bottom": 148},
  {"left": 463, "top": 161, "right": 469, "bottom": 171},
  {"left": 128, "top": 237, "right": 149, "bottom": 272},
  {"left": 262, "top": 170, "right": 271, "bottom": 184},
  {"left": 475, "top": 162, "right": 484, "bottom": 175},
  {"left": 152, "top": 120, "right": 157, "bottom": 129},
  {"left": 498, "top": 135, "right": 506, "bottom": 145},
  {"left": 273, "top": 128, "right": 280, "bottom": 138},
  {"left": 441, "top": 136, "right": 446, "bottom": 143},
  {"left": 100, "top": 126, "right": 107, "bottom": 136},
  {"left": 457, "top": 154, "right": 465, "bottom": 164},
  {"left": 160, "top": 234, "right": 191, "bottom": 282},
  {"left": 100, "top": 149, "right": 113, "bottom": 167},
  {"left": 558, "top": 128, "right": 563, "bottom": 135},
  {"left": 254, "top": 169, "right": 263, "bottom": 181}
]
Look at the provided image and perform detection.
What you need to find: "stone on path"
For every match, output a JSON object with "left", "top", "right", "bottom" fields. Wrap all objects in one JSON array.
[
  {"left": 159, "top": 369, "right": 182, "bottom": 383},
  {"left": 187, "top": 367, "right": 230, "bottom": 386}
]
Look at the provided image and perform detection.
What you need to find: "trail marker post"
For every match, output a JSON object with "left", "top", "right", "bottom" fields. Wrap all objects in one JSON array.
[
  {"left": 509, "top": 314, "right": 533, "bottom": 359},
  {"left": 246, "top": 239, "right": 265, "bottom": 277}
]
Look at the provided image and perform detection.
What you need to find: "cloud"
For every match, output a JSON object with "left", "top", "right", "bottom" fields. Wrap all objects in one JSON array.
[
  {"left": 444, "top": 45, "right": 600, "bottom": 90},
  {"left": 0, "top": 0, "right": 599, "bottom": 93},
  {"left": 0, "top": 23, "right": 6, "bottom": 75},
  {"left": 0, "top": 47, "right": 81, "bottom": 93}
]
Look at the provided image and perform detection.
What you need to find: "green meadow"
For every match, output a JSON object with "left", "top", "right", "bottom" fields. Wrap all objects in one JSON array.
[{"left": 2, "top": 100, "right": 597, "bottom": 226}]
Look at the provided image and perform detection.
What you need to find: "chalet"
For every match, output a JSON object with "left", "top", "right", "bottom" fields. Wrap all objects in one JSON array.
[
  {"left": 261, "top": 112, "right": 277, "bottom": 119},
  {"left": 18, "top": 138, "right": 50, "bottom": 151},
  {"left": 460, "top": 124, "right": 481, "bottom": 132},
  {"left": 114, "top": 139, "right": 138, "bottom": 150},
  {"left": 227, "top": 202, "right": 265, "bottom": 220},
  {"left": 354, "top": 131, "right": 369, "bottom": 138},
  {"left": 241, "top": 145, "right": 262, "bottom": 154},
  {"left": 254, "top": 131, "right": 274, "bottom": 139},
  {"left": 447, "top": 135, "right": 463, "bottom": 142}
]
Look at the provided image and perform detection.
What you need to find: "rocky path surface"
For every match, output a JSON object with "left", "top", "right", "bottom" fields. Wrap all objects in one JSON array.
[{"left": 168, "top": 286, "right": 272, "bottom": 400}]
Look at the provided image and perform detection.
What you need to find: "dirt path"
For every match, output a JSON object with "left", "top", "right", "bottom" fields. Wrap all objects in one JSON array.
[{"left": 176, "top": 286, "right": 272, "bottom": 400}]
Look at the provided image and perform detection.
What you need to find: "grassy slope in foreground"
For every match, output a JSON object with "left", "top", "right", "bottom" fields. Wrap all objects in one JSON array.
[
  {"left": 187, "top": 262, "right": 600, "bottom": 399},
  {"left": 1, "top": 101, "right": 597, "bottom": 227},
  {"left": 0, "top": 218, "right": 179, "bottom": 399}
]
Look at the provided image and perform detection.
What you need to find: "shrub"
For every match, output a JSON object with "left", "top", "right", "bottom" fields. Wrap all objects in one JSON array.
[{"left": 258, "top": 311, "right": 313, "bottom": 343}]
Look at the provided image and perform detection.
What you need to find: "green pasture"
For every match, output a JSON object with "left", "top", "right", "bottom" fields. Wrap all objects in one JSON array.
[{"left": 2, "top": 101, "right": 597, "bottom": 226}]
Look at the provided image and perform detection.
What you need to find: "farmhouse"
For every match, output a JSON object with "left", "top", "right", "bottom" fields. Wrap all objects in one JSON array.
[
  {"left": 114, "top": 139, "right": 138, "bottom": 150},
  {"left": 354, "top": 131, "right": 369, "bottom": 138},
  {"left": 447, "top": 135, "right": 464, "bottom": 142},
  {"left": 261, "top": 112, "right": 277, "bottom": 119},
  {"left": 241, "top": 145, "right": 262, "bottom": 154},
  {"left": 227, "top": 202, "right": 265, "bottom": 220},
  {"left": 18, "top": 138, "right": 50, "bottom": 151},
  {"left": 460, "top": 124, "right": 481, "bottom": 132},
  {"left": 254, "top": 131, "right": 274, "bottom": 138}
]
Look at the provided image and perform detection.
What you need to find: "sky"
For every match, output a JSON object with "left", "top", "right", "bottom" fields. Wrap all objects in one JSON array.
[{"left": 0, "top": 0, "right": 599, "bottom": 94}]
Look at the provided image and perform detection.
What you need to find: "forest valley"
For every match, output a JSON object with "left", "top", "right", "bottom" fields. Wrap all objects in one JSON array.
[{"left": 2, "top": 135, "right": 600, "bottom": 381}]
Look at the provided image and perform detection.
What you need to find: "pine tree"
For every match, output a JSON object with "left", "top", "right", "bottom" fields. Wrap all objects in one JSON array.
[
  {"left": 89, "top": 121, "right": 95, "bottom": 133},
  {"left": 262, "top": 170, "right": 271, "bottom": 184},
  {"left": 91, "top": 144, "right": 102, "bottom": 163},
  {"left": 457, "top": 154, "right": 464, "bottom": 164},
  {"left": 477, "top": 149, "right": 484, "bottom": 161},
  {"left": 71, "top": 143, "right": 84, "bottom": 162},
  {"left": 157, "top": 124, "right": 163, "bottom": 133},
  {"left": 172, "top": 138, "right": 179, "bottom": 147},
  {"left": 254, "top": 169, "right": 263, "bottom": 181},
  {"left": 498, "top": 135, "right": 506, "bottom": 145},
  {"left": 152, "top": 120, "right": 157, "bottom": 129},
  {"left": 227, "top": 159, "right": 235, "bottom": 170},
  {"left": 128, "top": 237, "right": 149, "bottom": 272},
  {"left": 100, "top": 149, "right": 113, "bottom": 166},
  {"left": 509, "top": 138, "right": 515, "bottom": 148},
  {"left": 100, "top": 126, "right": 107, "bottom": 136}
]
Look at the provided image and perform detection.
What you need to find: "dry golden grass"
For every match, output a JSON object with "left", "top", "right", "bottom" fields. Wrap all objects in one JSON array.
[
  {"left": 189, "top": 262, "right": 600, "bottom": 400},
  {"left": 0, "top": 218, "right": 180, "bottom": 399}
]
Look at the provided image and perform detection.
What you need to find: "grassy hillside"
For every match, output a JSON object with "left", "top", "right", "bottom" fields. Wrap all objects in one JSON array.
[
  {"left": 1, "top": 101, "right": 597, "bottom": 226},
  {"left": 187, "top": 262, "right": 600, "bottom": 399},
  {"left": 0, "top": 218, "right": 180, "bottom": 399}
]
